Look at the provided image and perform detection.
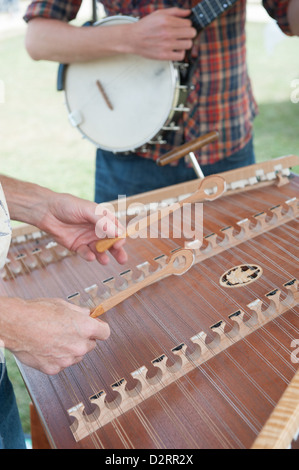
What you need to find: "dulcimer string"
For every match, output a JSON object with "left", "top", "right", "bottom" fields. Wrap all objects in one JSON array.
[
  {"left": 4, "top": 175, "right": 298, "bottom": 444},
  {"left": 44, "top": 286, "right": 299, "bottom": 444},
  {"left": 89, "top": 301, "right": 205, "bottom": 448},
  {"left": 205, "top": 193, "right": 298, "bottom": 362},
  {"left": 88, "top": 224, "right": 298, "bottom": 448},
  {"left": 70, "top": 287, "right": 204, "bottom": 448},
  {"left": 177, "top": 264, "right": 297, "bottom": 443},
  {"left": 229, "top": 241, "right": 299, "bottom": 349},
  {"left": 155, "top": 194, "right": 299, "bottom": 436},
  {"left": 101, "top": 252, "right": 255, "bottom": 450},
  {"left": 197, "top": 208, "right": 299, "bottom": 351},
  {"left": 199, "top": 237, "right": 298, "bottom": 374},
  {"left": 131, "top": 287, "right": 269, "bottom": 446},
  {"left": 10, "top": 250, "right": 296, "bottom": 448},
  {"left": 68, "top": 248, "right": 253, "bottom": 450},
  {"left": 120, "top": 185, "right": 298, "bottom": 416},
  {"left": 195, "top": 251, "right": 297, "bottom": 375},
  {"left": 51, "top": 200, "right": 299, "bottom": 446},
  {"left": 3, "top": 241, "right": 141, "bottom": 448}
]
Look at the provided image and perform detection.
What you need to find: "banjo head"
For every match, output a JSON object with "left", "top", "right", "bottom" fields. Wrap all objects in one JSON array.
[{"left": 64, "top": 16, "right": 179, "bottom": 152}]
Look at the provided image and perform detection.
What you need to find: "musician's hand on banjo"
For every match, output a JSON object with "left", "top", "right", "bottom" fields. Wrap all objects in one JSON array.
[{"left": 129, "top": 8, "right": 197, "bottom": 61}]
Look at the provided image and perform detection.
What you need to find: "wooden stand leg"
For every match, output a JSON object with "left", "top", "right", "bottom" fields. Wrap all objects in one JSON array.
[{"left": 30, "top": 403, "right": 51, "bottom": 449}]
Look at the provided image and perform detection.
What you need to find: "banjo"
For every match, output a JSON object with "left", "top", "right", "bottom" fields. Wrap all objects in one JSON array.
[{"left": 58, "top": 0, "right": 238, "bottom": 153}]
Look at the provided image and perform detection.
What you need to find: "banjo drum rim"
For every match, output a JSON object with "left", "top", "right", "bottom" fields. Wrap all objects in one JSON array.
[{"left": 63, "top": 15, "right": 181, "bottom": 152}]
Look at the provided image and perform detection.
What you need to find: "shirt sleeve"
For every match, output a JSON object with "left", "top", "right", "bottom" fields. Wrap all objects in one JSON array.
[
  {"left": 263, "top": 0, "right": 293, "bottom": 35},
  {"left": 23, "top": 0, "right": 83, "bottom": 23}
]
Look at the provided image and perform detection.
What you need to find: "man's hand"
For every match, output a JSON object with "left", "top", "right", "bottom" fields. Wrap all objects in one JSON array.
[
  {"left": 40, "top": 191, "right": 128, "bottom": 265},
  {"left": 0, "top": 175, "right": 128, "bottom": 265},
  {"left": 129, "top": 8, "right": 197, "bottom": 61},
  {"left": 2, "top": 297, "right": 110, "bottom": 375}
]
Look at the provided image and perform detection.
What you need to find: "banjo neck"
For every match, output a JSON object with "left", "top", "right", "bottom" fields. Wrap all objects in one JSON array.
[{"left": 190, "top": 0, "right": 239, "bottom": 31}]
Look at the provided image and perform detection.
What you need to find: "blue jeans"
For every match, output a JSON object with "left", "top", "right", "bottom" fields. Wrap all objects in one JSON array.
[
  {"left": 94, "top": 138, "right": 255, "bottom": 202},
  {"left": 0, "top": 362, "right": 26, "bottom": 449}
]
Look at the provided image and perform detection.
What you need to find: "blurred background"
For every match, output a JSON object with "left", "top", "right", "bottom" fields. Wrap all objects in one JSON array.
[{"left": 0, "top": 0, "right": 299, "bottom": 446}]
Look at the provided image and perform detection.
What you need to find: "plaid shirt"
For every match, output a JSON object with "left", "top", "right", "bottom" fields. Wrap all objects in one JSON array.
[{"left": 24, "top": 0, "right": 292, "bottom": 165}]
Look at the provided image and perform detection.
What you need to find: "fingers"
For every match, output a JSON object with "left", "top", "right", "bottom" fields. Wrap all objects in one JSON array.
[
  {"left": 95, "top": 203, "right": 125, "bottom": 239},
  {"left": 76, "top": 243, "right": 97, "bottom": 262},
  {"left": 14, "top": 298, "right": 111, "bottom": 375},
  {"left": 76, "top": 239, "right": 128, "bottom": 265},
  {"left": 91, "top": 318, "right": 111, "bottom": 341},
  {"left": 132, "top": 12, "right": 196, "bottom": 61},
  {"left": 96, "top": 212, "right": 125, "bottom": 239},
  {"left": 165, "top": 45, "right": 192, "bottom": 62},
  {"left": 63, "top": 298, "right": 111, "bottom": 342},
  {"left": 163, "top": 7, "right": 192, "bottom": 18},
  {"left": 109, "top": 242, "right": 128, "bottom": 265}
]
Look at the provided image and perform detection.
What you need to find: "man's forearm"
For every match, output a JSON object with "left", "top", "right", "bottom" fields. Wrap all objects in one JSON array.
[
  {"left": 0, "top": 175, "right": 52, "bottom": 227},
  {"left": 25, "top": 9, "right": 195, "bottom": 63},
  {"left": 25, "top": 17, "right": 134, "bottom": 62},
  {"left": 288, "top": 0, "right": 299, "bottom": 35}
]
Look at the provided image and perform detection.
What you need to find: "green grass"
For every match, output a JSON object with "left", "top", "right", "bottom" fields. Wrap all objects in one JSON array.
[
  {"left": 0, "top": 18, "right": 299, "bottom": 440},
  {"left": 6, "top": 351, "right": 31, "bottom": 436},
  {"left": 246, "top": 22, "right": 299, "bottom": 172},
  {"left": 0, "top": 33, "right": 95, "bottom": 200}
]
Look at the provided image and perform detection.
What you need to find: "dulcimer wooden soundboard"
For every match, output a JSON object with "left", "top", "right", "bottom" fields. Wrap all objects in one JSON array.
[{"left": 2, "top": 155, "right": 299, "bottom": 449}]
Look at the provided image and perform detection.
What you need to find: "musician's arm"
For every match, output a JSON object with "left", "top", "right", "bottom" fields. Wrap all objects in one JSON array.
[
  {"left": 0, "top": 175, "right": 114, "bottom": 373},
  {"left": 25, "top": 18, "right": 131, "bottom": 62},
  {"left": 24, "top": 8, "right": 196, "bottom": 63},
  {"left": 0, "top": 174, "right": 127, "bottom": 265}
]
